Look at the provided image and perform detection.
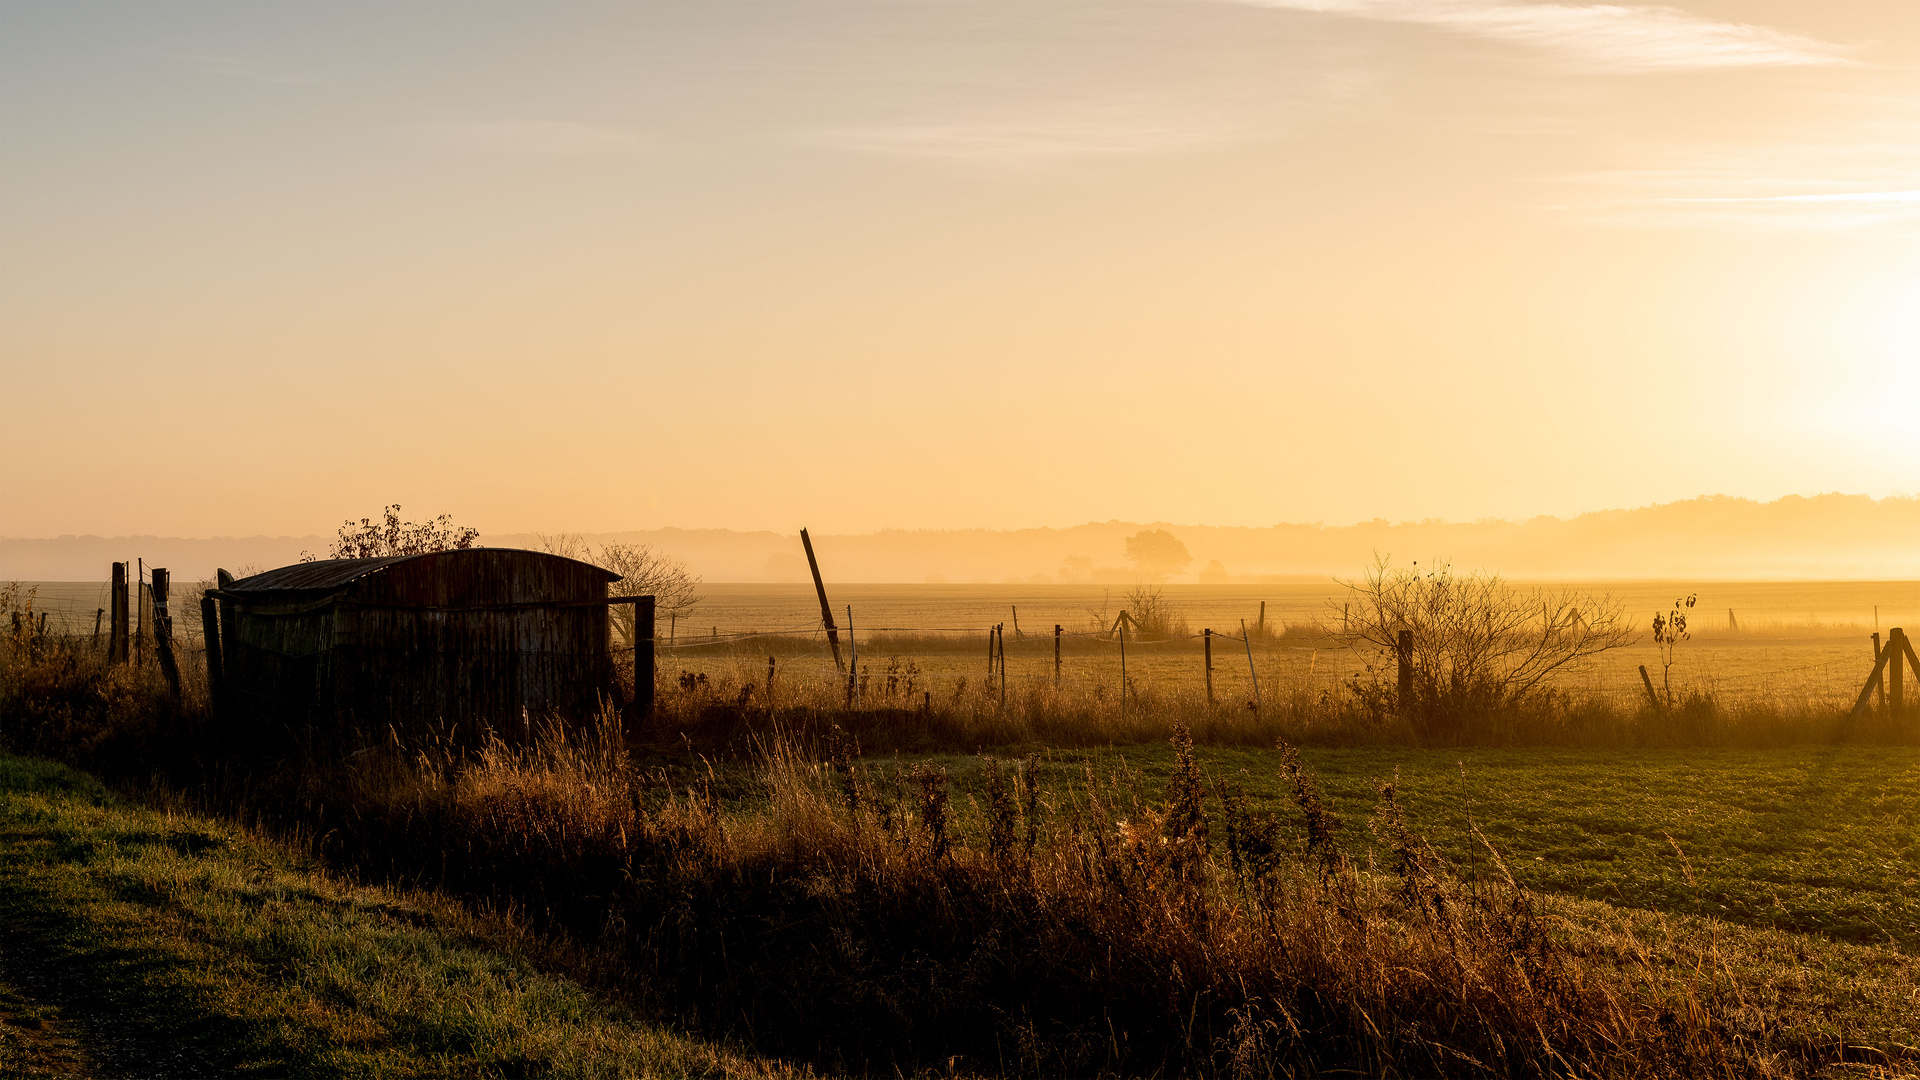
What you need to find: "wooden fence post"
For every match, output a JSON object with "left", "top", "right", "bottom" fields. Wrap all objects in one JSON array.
[
  {"left": 109, "top": 562, "right": 129, "bottom": 664},
  {"left": 1258, "top": 601, "right": 1266, "bottom": 638},
  {"left": 1203, "top": 628, "right": 1214, "bottom": 703},
  {"left": 998, "top": 621, "right": 1006, "bottom": 709},
  {"left": 1053, "top": 624, "right": 1062, "bottom": 688},
  {"left": 1396, "top": 629, "right": 1413, "bottom": 716},
  {"left": 1875, "top": 633, "right": 1887, "bottom": 711},
  {"left": 1896, "top": 628, "right": 1920, "bottom": 726},
  {"left": 151, "top": 568, "right": 180, "bottom": 698},
  {"left": 1850, "top": 641, "right": 1895, "bottom": 720},
  {"left": 987, "top": 625, "right": 997, "bottom": 678},
  {"left": 1118, "top": 621, "right": 1128, "bottom": 710},
  {"left": 1639, "top": 665, "right": 1662, "bottom": 712},
  {"left": 1242, "top": 619, "right": 1261, "bottom": 717},
  {"left": 92, "top": 608, "right": 104, "bottom": 648},
  {"left": 799, "top": 529, "right": 845, "bottom": 673},
  {"left": 135, "top": 559, "right": 147, "bottom": 667},
  {"left": 634, "top": 597, "right": 656, "bottom": 723},
  {"left": 201, "top": 595, "right": 224, "bottom": 725},
  {"left": 846, "top": 604, "right": 858, "bottom": 708},
  {"left": 1892, "top": 628, "right": 1906, "bottom": 722}
]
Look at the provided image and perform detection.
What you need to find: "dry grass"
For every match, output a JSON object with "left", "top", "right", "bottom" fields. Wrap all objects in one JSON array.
[{"left": 251, "top": 713, "right": 1878, "bottom": 1077}]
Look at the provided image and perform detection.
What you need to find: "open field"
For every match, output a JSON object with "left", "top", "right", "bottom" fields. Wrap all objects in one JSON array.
[
  {"left": 10, "top": 579, "right": 1920, "bottom": 1075},
  {"left": 916, "top": 744, "right": 1920, "bottom": 950}
]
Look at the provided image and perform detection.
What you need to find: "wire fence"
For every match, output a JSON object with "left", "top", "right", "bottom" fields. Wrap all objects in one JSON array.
[{"left": 5, "top": 583, "right": 1888, "bottom": 714}]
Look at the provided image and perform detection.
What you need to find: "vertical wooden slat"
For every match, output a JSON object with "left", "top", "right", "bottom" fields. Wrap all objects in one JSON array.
[
  {"left": 109, "top": 562, "right": 129, "bottom": 664},
  {"left": 202, "top": 595, "right": 224, "bottom": 725},
  {"left": 634, "top": 596, "right": 656, "bottom": 723}
]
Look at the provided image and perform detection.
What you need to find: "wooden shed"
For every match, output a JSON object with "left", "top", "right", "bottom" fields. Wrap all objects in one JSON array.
[{"left": 206, "top": 549, "right": 652, "bottom": 742}]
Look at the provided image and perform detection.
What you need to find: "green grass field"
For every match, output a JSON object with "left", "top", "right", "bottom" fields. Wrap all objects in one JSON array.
[
  {"left": 0, "top": 754, "right": 793, "bottom": 1079},
  {"left": 913, "top": 744, "right": 1920, "bottom": 950}
]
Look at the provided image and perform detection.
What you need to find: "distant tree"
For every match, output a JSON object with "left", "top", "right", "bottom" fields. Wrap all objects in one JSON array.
[
  {"left": 539, "top": 533, "right": 702, "bottom": 648},
  {"left": 303, "top": 505, "right": 478, "bottom": 561},
  {"left": 1124, "top": 529, "right": 1193, "bottom": 582}
]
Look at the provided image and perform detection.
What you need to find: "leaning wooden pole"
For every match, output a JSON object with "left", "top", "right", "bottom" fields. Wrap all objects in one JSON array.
[
  {"left": 1851, "top": 641, "right": 1895, "bottom": 719},
  {"left": 1243, "top": 619, "right": 1262, "bottom": 717},
  {"left": 1639, "top": 665, "right": 1662, "bottom": 712},
  {"left": 799, "top": 529, "right": 845, "bottom": 673}
]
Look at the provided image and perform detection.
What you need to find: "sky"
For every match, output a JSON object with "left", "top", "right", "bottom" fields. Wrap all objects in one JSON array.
[{"left": 6, "top": 1, "right": 1920, "bottom": 539}]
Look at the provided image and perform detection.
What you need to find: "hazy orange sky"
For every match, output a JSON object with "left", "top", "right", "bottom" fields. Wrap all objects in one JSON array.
[{"left": 7, "top": 1, "right": 1920, "bottom": 539}]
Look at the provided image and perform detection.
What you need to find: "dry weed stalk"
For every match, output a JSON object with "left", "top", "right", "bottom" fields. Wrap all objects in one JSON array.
[{"left": 268, "top": 714, "right": 1766, "bottom": 1076}]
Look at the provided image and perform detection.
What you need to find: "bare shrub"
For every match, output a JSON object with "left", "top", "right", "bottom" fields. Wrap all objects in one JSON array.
[
  {"left": 539, "top": 533, "right": 702, "bottom": 648},
  {"left": 1340, "top": 555, "right": 1636, "bottom": 739},
  {"left": 303, "top": 504, "right": 478, "bottom": 561},
  {"left": 1123, "top": 583, "right": 1190, "bottom": 640}
]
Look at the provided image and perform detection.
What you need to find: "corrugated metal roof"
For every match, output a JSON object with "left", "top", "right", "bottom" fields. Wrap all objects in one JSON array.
[{"left": 225, "top": 550, "right": 619, "bottom": 593}]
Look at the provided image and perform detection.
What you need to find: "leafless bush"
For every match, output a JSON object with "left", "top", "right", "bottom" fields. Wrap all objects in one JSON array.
[
  {"left": 303, "top": 504, "right": 478, "bottom": 561},
  {"left": 1340, "top": 555, "right": 1636, "bottom": 738},
  {"left": 1124, "top": 583, "right": 1190, "bottom": 640},
  {"left": 539, "top": 533, "right": 702, "bottom": 648}
]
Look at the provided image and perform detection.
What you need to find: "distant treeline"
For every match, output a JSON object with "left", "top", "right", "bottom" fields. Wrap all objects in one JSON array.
[{"left": 9, "top": 492, "right": 1920, "bottom": 582}]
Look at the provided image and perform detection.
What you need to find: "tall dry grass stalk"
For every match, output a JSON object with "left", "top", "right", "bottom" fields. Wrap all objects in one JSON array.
[{"left": 261, "top": 713, "right": 1781, "bottom": 1076}]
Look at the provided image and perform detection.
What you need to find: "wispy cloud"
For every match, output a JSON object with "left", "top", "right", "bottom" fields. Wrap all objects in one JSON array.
[
  {"left": 1552, "top": 125, "right": 1920, "bottom": 229},
  {"left": 1247, "top": 1, "right": 1850, "bottom": 72},
  {"left": 417, "top": 120, "right": 644, "bottom": 156},
  {"left": 810, "top": 101, "right": 1249, "bottom": 167},
  {"left": 1665, "top": 190, "right": 1920, "bottom": 205}
]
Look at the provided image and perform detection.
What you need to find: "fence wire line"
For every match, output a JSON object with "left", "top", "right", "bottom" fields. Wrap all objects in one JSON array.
[{"left": 2, "top": 606, "right": 1885, "bottom": 698}]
